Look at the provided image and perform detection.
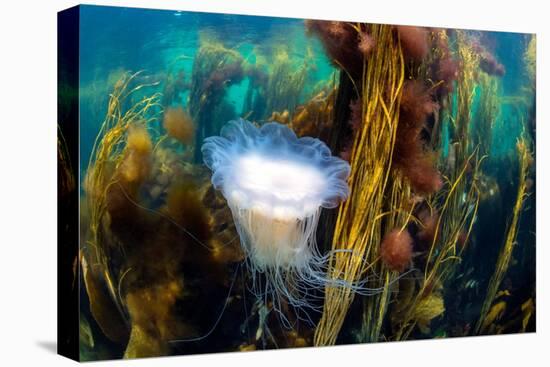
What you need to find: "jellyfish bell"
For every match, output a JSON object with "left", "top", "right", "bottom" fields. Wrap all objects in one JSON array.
[
  {"left": 202, "top": 119, "right": 351, "bottom": 312},
  {"left": 228, "top": 152, "right": 341, "bottom": 268}
]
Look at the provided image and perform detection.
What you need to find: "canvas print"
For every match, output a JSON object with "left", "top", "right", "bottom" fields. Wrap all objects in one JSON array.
[{"left": 57, "top": 5, "right": 536, "bottom": 361}]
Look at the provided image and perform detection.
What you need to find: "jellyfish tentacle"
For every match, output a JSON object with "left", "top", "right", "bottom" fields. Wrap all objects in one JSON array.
[{"left": 203, "top": 119, "right": 388, "bottom": 319}]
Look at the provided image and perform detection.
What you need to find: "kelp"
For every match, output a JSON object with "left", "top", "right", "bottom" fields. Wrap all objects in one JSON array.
[
  {"left": 473, "top": 73, "right": 500, "bottom": 157},
  {"left": 83, "top": 71, "right": 162, "bottom": 338},
  {"left": 286, "top": 78, "right": 338, "bottom": 142},
  {"left": 524, "top": 35, "right": 536, "bottom": 87},
  {"left": 82, "top": 71, "right": 243, "bottom": 358},
  {"left": 359, "top": 176, "right": 412, "bottom": 343},
  {"left": 475, "top": 137, "right": 532, "bottom": 334},
  {"left": 264, "top": 48, "right": 308, "bottom": 116},
  {"left": 391, "top": 31, "right": 483, "bottom": 340},
  {"left": 76, "top": 18, "right": 536, "bottom": 358},
  {"left": 188, "top": 41, "right": 244, "bottom": 163},
  {"left": 413, "top": 291, "right": 445, "bottom": 334},
  {"left": 314, "top": 24, "right": 406, "bottom": 346}
]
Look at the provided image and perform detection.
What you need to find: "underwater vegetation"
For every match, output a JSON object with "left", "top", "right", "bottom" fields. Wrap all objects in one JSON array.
[
  {"left": 81, "top": 72, "right": 243, "bottom": 358},
  {"left": 76, "top": 9, "right": 536, "bottom": 360},
  {"left": 188, "top": 41, "right": 245, "bottom": 163}
]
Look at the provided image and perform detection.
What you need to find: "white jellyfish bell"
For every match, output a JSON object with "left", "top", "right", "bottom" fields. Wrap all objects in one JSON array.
[{"left": 202, "top": 119, "right": 352, "bottom": 316}]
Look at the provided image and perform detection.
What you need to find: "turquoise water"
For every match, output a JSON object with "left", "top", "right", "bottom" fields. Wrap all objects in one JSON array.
[{"left": 79, "top": 5, "right": 336, "bottom": 171}]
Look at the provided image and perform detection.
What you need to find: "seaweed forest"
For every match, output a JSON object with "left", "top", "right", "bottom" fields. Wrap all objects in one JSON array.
[{"left": 57, "top": 6, "right": 536, "bottom": 361}]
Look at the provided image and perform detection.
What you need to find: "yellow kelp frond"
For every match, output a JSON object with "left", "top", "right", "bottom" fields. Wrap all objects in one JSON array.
[
  {"left": 163, "top": 107, "right": 195, "bottom": 145},
  {"left": 265, "top": 47, "right": 308, "bottom": 115},
  {"left": 123, "top": 279, "right": 194, "bottom": 359},
  {"left": 413, "top": 292, "right": 445, "bottom": 334},
  {"left": 479, "top": 300, "right": 507, "bottom": 334},
  {"left": 524, "top": 35, "right": 536, "bottom": 85},
  {"left": 475, "top": 137, "right": 532, "bottom": 334},
  {"left": 287, "top": 77, "right": 338, "bottom": 140},
  {"left": 520, "top": 298, "right": 535, "bottom": 332},
  {"left": 85, "top": 71, "right": 161, "bottom": 253},
  {"left": 315, "top": 23, "right": 405, "bottom": 346},
  {"left": 83, "top": 71, "right": 162, "bottom": 334}
]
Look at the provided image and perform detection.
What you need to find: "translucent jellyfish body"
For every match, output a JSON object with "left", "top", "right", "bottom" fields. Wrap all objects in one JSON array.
[{"left": 202, "top": 119, "right": 350, "bottom": 314}]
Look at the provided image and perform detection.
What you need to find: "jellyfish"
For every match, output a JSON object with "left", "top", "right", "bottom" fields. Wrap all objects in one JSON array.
[{"left": 202, "top": 118, "right": 352, "bottom": 318}]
